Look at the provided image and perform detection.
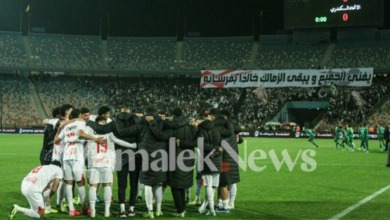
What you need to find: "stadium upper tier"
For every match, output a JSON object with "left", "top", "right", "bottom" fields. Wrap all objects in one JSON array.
[
  {"left": 253, "top": 45, "right": 327, "bottom": 70},
  {"left": 0, "top": 32, "right": 27, "bottom": 68},
  {"left": 328, "top": 42, "right": 390, "bottom": 69},
  {"left": 29, "top": 34, "right": 102, "bottom": 69},
  {"left": 0, "top": 32, "right": 389, "bottom": 71},
  {"left": 107, "top": 37, "right": 177, "bottom": 71},
  {"left": 182, "top": 37, "right": 253, "bottom": 70}
]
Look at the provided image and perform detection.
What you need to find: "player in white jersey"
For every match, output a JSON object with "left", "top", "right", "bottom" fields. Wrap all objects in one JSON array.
[
  {"left": 42, "top": 104, "right": 76, "bottom": 213},
  {"left": 88, "top": 106, "right": 113, "bottom": 205},
  {"left": 55, "top": 109, "right": 104, "bottom": 217},
  {"left": 9, "top": 161, "right": 63, "bottom": 219},
  {"left": 86, "top": 116, "right": 137, "bottom": 218}
]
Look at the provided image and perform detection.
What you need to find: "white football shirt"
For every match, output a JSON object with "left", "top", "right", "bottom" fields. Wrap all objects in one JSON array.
[
  {"left": 59, "top": 120, "right": 87, "bottom": 161},
  {"left": 23, "top": 164, "right": 63, "bottom": 192}
]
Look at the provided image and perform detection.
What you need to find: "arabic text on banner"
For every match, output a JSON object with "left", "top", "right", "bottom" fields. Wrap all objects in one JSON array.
[{"left": 200, "top": 68, "right": 373, "bottom": 88}]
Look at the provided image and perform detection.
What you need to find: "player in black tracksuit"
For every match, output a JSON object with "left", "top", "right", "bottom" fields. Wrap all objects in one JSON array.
[{"left": 87, "top": 111, "right": 142, "bottom": 217}]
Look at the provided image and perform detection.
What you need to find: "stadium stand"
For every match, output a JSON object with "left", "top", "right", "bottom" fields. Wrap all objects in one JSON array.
[
  {"left": 2, "top": 73, "right": 382, "bottom": 131},
  {"left": 183, "top": 37, "right": 253, "bottom": 70},
  {"left": 0, "top": 32, "right": 27, "bottom": 68},
  {"left": 0, "top": 74, "right": 41, "bottom": 127},
  {"left": 326, "top": 42, "right": 390, "bottom": 69},
  {"left": 254, "top": 45, "right": 327, "bottom": 70},
  {"left": 0, "top": 32, "right": 389, "bottom": 130},
  {"left": 107, "top": 37, "right": 176, "bottom": 71},
  {"left": 28, "top": 34, "right": 102, "bottom": 69},
  {"left": 30, "top": 74, "right": 111, "bottom": 116}
]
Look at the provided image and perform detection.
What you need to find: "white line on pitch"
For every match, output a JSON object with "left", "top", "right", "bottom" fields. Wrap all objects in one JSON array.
[{"left": 328, "top": 184, "right": 390, "bottom": 220}]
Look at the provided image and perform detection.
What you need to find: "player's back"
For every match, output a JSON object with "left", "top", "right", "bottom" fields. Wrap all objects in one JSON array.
[
  {"left": 61, "top": 120, "right": 87, "bottom": 144},
  {"left": 23, "top": 164, "right": 63, "bottom": 192},
  {"left": 60, "top": 120, "right": 87, "bottom": 161}
]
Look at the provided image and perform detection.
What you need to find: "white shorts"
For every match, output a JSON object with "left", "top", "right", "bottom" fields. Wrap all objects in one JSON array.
[
  {"left": 202, "top": 174, "right": 220, "bottom": 187},
  {"left": 63, "top": 160, "right": 85, "bottom": 182},
  {"left": 88, "top": 167, "right": 113, "bottom": 184},
  {"left": 21, "top": 181, "right": 44, "bottom": 212}
]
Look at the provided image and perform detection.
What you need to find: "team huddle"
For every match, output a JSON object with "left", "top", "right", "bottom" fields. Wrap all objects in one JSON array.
[{"left": 9, "top": 104, "right": 242, "bottom": 219}]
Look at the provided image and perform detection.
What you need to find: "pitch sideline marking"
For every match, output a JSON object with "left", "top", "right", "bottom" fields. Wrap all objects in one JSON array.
[{"left": 328, "top": 184, "right": 390, "bottom": 220}]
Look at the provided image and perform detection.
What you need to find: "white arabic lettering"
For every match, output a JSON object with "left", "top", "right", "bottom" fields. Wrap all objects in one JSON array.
[{"left": 330, "top": 4, "right": 361, "bottom": 13}]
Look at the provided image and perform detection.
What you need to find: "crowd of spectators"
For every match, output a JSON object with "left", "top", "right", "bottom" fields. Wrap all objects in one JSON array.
[
  {"left": 317, "top": 74, "right": 389, "bottom": 131},
  {"left": 0, "top": 75, "right": 41, "bottom": 127},
  {"left": 2, "top": 74, "right": 388, "bottom": 130},
  {"left": 0, "top": 32, "right": 390, "bottom": 71},
  {"left": 369, "top": 100, "right": 390, "bottom": 127},
  {"left": 254, "top": 45, "right": 326, "bottom": 70},
  {"left": 239, "top": 74, "right": 390, "bottom": 130},
  {"left": 0, "top": 32, "right": 27, "bottom": 67},
  {"left": 30, "top": 74, "right": 110, "bottom": 115},
  {"left": 182, "top": 37, "right": 253, "bottom": 70},
  {"left": 28, "top": 34, "right": 102, "bottom": 69},
  {"left": 326, "top": 42, "right": 390, "bottom": 69},
  {"left": 29, "top": 75, "right": 241, "bottom": 123},
  {"left": 107, "top": 37, "right": 177, "bottom": 71},
  {"left": 0, "top": 32, "right": 390, "bottom": 129}
]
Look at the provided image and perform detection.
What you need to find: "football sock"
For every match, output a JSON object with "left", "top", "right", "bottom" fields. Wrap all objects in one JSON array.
[
  {"left": 223, "top": 199, "right": 229, "bottom": 209},
  {"left": 104, "top": 186, "right": 112, "bottom": 214},
  {"left": 145, "top": 185, "right": 154, "bottom": 212},
  {"left": 119, "top": 203, "right": 125, "bottom": 212},
  {"left": 154, "top": 185, "right": 162, "bottom": 212},
  {"left": 16, "top": 206, "right": 40, "bottom": 218},
  {"left": 78, "top": 185, "right": 86, "bottom": 209},
  {"left": 206, "top": 186, "right": 215, "bottom": 213},
  {"left": 66, "top": 184, "right": 75, "bottom": 211},
  {"left": 229, "top": 183, "right": 237, "bottom": 206},
  {"left": 89, "top": 187, "right": 97, "bottom": 212},
  {"left": 56, "top": 181, "right": 65, "bottom": 206}
]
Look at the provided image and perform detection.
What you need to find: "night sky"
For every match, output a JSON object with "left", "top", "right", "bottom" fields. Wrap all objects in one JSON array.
[{"left": 0, "top": 0, "right": 388, "bottom": 37}]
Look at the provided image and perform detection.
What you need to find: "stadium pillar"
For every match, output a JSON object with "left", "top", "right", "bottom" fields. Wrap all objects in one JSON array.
[
  {"left": 176, "top": 12, "right": 185, "bottom": 41},
  {"left": 253, "top": 10, "right": 262, "bottom": 42},
  {"left": 101, "top": 10, "right": 109, "bottom": 40},
  {"left": 20, "top": 0, "right": 30, "bottom": 36}
]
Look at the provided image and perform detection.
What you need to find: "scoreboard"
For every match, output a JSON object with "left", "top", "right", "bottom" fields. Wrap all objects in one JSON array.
[{"left": 284, "top": 0, "right": 384, "bottom": 29}]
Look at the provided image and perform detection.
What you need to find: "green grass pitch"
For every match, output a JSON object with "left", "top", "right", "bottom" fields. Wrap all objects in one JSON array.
[{"left": 1, "top": 134, "right": 390, "bottom": 219}]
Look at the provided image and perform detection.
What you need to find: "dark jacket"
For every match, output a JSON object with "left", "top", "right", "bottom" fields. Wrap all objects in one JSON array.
[
  {"left": 226, "top": 119, "right": 241, "bottom": 184},
  {"left": 214, "top": 117, "right": 236, "bottom": 184},
  {"left": 165, "top": 116, "right": 197, "bottom": 189},
  {"left": 40, "top": 120, "right": 59, "bottom": 165},
  {"left": 196, "top": 119, "right": 222, "bottom": 175},
  {"left": 87, "top": 112, "right": 140, "bottom": 166},
  {"left": 139, "top": 119, "right": 173, "bottom": 186}
]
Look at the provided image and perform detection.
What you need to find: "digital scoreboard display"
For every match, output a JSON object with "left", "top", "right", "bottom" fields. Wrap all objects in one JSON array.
[{"left": 284, "top": 0, "right": 384, "bottom": 29}]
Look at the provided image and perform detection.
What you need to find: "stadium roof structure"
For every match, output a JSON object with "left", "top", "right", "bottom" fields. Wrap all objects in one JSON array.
[{"left": 3, "top": 0, "right": 390, "bottom": 37}]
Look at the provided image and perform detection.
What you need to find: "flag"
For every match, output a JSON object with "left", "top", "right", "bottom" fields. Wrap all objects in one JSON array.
[
  {"left": 252, "top": 87, "right": 268, "bottom": 104},
  {"left": 330, "top": 84, "right": 338, "bottom": 96},
  {"left": 351, "top": 91, "right": 366, "bottom": 107}
]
